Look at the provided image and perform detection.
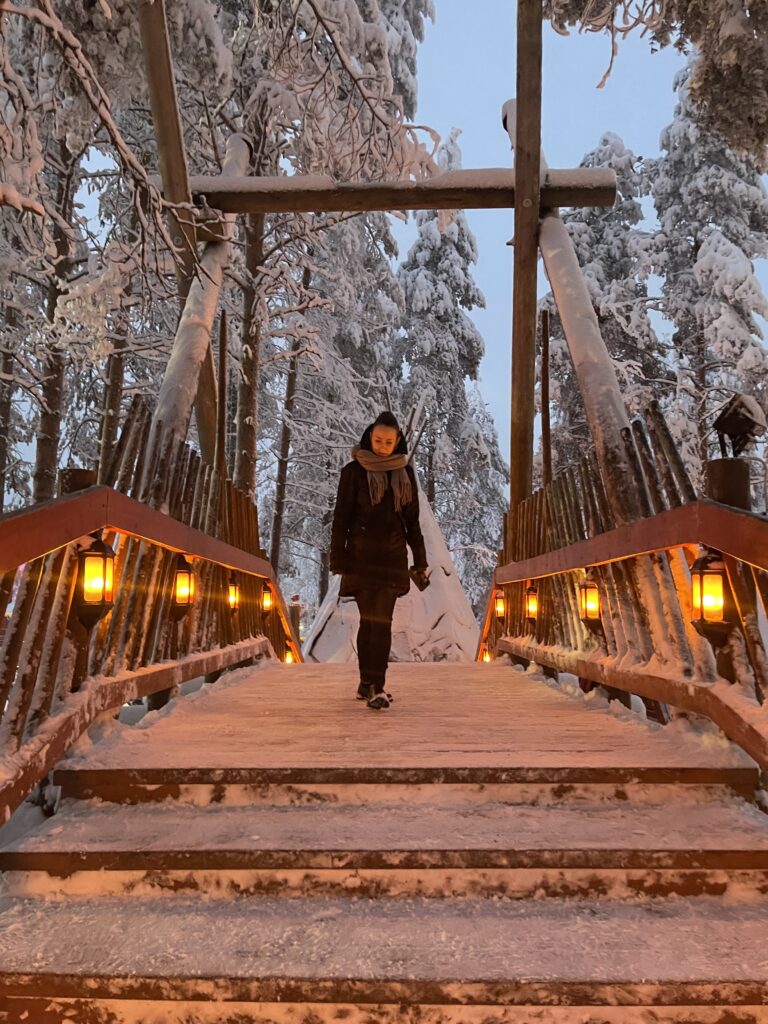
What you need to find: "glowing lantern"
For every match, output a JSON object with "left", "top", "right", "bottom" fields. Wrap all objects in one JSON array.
[
  {"left": 494, "top": 592, "right": 506, "bottom": 619},
  {"left": 525, "top": 584, "right": 538, "bottom": 621},
  {"left": 171, "top": 554, "right": 196, "bottom": 620},
  {"left": 262, "top": 586, "right": 273, "bottom": 614},
  {"left": 481, "top": 648, "right": 492, "bottom": 663},
  {"left": 76, "top": 534, "right": 115, "bottom": 627},
  {"left": 284, "top": 648, "right": 295, "bottom": 664},
  {"left": 228, "top": 575, "right": 240, "bottom": 613},
  {"left": 579, "top": 577, "right": 601, "bottom": 621},
  {"left": 691, "top": 550, "right": 726, "bottom": 625}
]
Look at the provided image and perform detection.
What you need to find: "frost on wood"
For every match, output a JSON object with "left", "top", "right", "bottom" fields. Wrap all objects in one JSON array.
[{"left": 303, "top": 482, "right": 479, "bottom": 665}]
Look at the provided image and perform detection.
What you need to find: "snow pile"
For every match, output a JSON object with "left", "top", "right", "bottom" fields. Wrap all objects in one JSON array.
[{"left": 303, "top": 486, "right": 479, "bottom": 665}]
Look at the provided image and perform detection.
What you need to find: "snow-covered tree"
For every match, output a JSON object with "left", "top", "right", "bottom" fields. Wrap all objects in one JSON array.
[
  {"left": 544, "top": 1, "right": 768, "bottom": 168},
  {"left": 649, "top": 65, "right": 768, "bottom": 477},
  {"left": 542, "top": 132, "right": 663, "bottom": 470}
]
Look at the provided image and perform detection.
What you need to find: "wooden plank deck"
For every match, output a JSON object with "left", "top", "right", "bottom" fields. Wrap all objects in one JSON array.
[{"left": 54, "top": 662, "right": 756, "bottom": 788}]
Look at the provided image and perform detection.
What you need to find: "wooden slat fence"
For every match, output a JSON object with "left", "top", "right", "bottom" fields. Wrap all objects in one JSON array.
[
  {"left": 0, "top": 397, "right": 300, "bottom": 820},
  {"left": 477, "top": 401, "right": 768, "bottom": 770}
]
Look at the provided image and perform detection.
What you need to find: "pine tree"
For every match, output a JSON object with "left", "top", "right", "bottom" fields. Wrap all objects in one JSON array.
[{"left": 650, "top": 65, "right": 768, "bottom": 478}]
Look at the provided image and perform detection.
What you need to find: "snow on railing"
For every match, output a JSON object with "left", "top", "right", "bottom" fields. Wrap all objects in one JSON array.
[
  {"left": 479, "top": 404, "right": 768, "bottom": 770},
  {"left": 0, "top": 397, "right": 300, "bottom": 821}
]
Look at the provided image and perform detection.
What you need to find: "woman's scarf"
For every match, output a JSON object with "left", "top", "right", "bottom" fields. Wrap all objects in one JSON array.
[{"left": 352, "top": 447, "right": 412, "bottom": 511}]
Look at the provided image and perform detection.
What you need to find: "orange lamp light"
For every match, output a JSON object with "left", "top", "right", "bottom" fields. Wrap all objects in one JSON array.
[
  {"left": 579, "top": 578, "right": 601, "bottom": 621},
  {"left": 481, "top": 648, "right": 492, "bottom": 663},
  {"left": 171, "top": 554, "right": 196, "bottom": 620},
  {"left": 228, "top": 575, "right": 240, "bottom": 612},
  {"left": 525, "top": 584, "right": 538, "bottom": 621},
  {"left": 284, "top": 649, "right": 295, "bottom": 664},
  {"left": 262, "top": 587, "right": 274, "bottom": 613},
  {"left": 76, "top": 534, "right": 115, "bottom": 627},
  {"left": 691, "top": 551, "right": 726, "bottom": 624},
  {"left": 494, "top": 592, "right": 506, "bottom": 618}
]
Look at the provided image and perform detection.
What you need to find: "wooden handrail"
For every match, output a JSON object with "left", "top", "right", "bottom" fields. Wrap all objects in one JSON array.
[
  {"left": 495, "top": 499, "right": 768, "bottom": 585},
  {"left": 0, "top": 485, "right": 274, "bottom": 581}
]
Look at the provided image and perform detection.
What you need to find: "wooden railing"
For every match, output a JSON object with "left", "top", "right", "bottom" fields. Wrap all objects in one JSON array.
[
  {"left": 0, "top": 397, "right": 300, "bottom": 820},
  {"left": 478, "top": 403, "right": 768, "bottom": 771}
]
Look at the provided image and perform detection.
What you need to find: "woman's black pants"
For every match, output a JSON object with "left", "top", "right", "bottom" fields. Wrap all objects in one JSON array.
[{"left": 355, "top": 588, "right": 398, "bottom": 692}]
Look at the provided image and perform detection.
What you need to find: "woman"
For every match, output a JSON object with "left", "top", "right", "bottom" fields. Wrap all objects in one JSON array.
[{"left": 330, "top": 412, "right": 429, "bottom": 710}]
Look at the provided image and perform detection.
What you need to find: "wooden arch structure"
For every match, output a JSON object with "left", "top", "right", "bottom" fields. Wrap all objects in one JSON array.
[{"left": 2, "top": 0, "right": 768, "bottom": 831}]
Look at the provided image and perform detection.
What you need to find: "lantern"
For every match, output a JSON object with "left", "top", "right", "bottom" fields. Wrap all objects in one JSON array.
[
  {"left": 579, "top": 577, "right": 601, "bottom": 621},
  {"left": 691, "top": 550, "right": 726, "bottom": 625},
  {"left": 481, "top": 648, "right": 492, "bottom": 663},
  {"left": 171, "top": 554, "right": 196, "bottom": 620},
  {"left": 494, "top": 592, "right": 506, "bottom": 619},
  {"left": 228, "top": 575, "right": 240, "bottom": 613},
  {"left": 284, "top": 648, "right": 295, "bottom": 664},
  {"left": 525, "top": 583, "right": 538, "bottom": 621},
  {"left": 76, "top": 534, "right": 115, "bottom": 627},
  {"left": 262, "top": 586, "right": 274, "bottom": 614}
]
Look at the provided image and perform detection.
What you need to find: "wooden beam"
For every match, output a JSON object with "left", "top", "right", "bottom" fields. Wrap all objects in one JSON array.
[
  {"left": 494, "top": 497, "right": 768, "bottom": 585},
  {"left": 178, "top": 167, "right": 616, "bottom": 214},
  {"left": 138, "top": 0, "right": 218, "bottom": 464},
  {"left": 508, "top": 0, "right": 544, "bottom": 526}
]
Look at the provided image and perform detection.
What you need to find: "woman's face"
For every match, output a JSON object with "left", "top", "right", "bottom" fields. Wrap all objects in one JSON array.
[{"left": 371, "top": 425, "right": 399, "bottom": 457}]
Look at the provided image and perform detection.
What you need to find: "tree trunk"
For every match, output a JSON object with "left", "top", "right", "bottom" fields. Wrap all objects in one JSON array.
[
  {"left": 0, "top": 346, "right": 13, "bottom": 512},
  {"left": 270, "top": 338, "right": 300, "bottom": 572},
  {"left": 235, "top": 213, "right": 265, "bottom": 496},
  {"left": 426, "top": 434, "right": 436, "bottom": 506},
  {"left": 33, "top": 143, "right": 78, "bottom": 503},
  {"left": 98, "top": 342, "right": 125, "bottom": 483}
]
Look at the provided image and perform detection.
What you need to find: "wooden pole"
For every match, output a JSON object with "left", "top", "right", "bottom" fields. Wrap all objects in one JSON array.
[
  {"left": 540, "top": 308, "right": 552, "bottom": 488},
  {"left": 151, "top": 135, "right": 252, "bottom": 456},
  {"left": 138, "top": 0, "right": 218, "bottom": 463},
  {"left": 508, "top": 0, "right": 543, "bottom": 528}
]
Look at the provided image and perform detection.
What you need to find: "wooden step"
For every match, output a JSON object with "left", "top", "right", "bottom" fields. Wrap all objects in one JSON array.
[
  {"left": 3, "top": 1000, "right": 767, "bottom": 1024},
  {"left": 4, "top": 796, "right": 768, "bottom": 874},
  {"left": 1, "top": 894, "right": 767, "bottom": 1006}
]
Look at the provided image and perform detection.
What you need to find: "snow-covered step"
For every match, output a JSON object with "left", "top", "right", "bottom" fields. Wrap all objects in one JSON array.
[
  {"left": 4, "top": 794, "right": 768, "bottom": 900},
  {"left": 1, "top": 894, "right": 767, "bottom": 1009}
]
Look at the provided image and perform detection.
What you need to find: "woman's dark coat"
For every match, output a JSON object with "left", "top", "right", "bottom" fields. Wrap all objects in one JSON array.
[{"left": 330, "top": 445, "right": 427, "bottom": 598}]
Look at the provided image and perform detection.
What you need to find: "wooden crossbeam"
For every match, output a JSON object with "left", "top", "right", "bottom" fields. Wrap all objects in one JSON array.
[{"left": 176, "top": 167, "right": 616, "bottom": 215}]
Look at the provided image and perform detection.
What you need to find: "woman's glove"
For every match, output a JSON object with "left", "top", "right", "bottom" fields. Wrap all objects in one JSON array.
[{"left": 409, "top": 566, "right": 430, "bottom": 591}]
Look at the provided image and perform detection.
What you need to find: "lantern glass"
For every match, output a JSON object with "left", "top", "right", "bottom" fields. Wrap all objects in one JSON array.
[
  {"left": 482, "top": 649, "right": 492, "bottom": 663},
  {"left": 262, "top": 587, "right": 273, "bottom": 613},
  {"left": 82, "top": 553, "right": 110, "bottom": 604},
  {"left": 691, "top": 564, "right": 725, "bottom": 622},
  {"left": 494, "top": 593, "right": 505, "bottom": 618},
  {"left": 579, "top": 580, "right": 600, "bottom": 620},
  {"left": 284, "top": 649, "right": 295, "bottom": 664},
  {"left": 228, "top": 578, "right": 240, "bottom": 612},
  {"left": 525, "top": 585, "right": 538, "bottom": 620},
  {"left": 174, "top": 557, "right": 196, "bottom": 608}
]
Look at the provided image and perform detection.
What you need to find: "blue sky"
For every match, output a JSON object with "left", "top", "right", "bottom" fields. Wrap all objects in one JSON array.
[{"left": 393, "top": 1, "right": 691, "bottom": 459}]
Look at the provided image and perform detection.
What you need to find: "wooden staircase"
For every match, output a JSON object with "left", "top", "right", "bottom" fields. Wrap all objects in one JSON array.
[{"left": 1, "top": 662, "right": 768, "bottom": 1023}]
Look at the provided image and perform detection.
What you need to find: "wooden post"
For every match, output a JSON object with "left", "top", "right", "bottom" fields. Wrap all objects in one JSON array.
[
  {"left": 138, "top": 0, "right": 218, "bottom": 463},
  {"left": 540, "top": 308, "right": 552, "bottom": 488},
  {"left": 507, "top": 0, "right": 543, "bottom": 531},
  {"left": 151, "top": 135, "right": 252, "bottom": 456}
]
